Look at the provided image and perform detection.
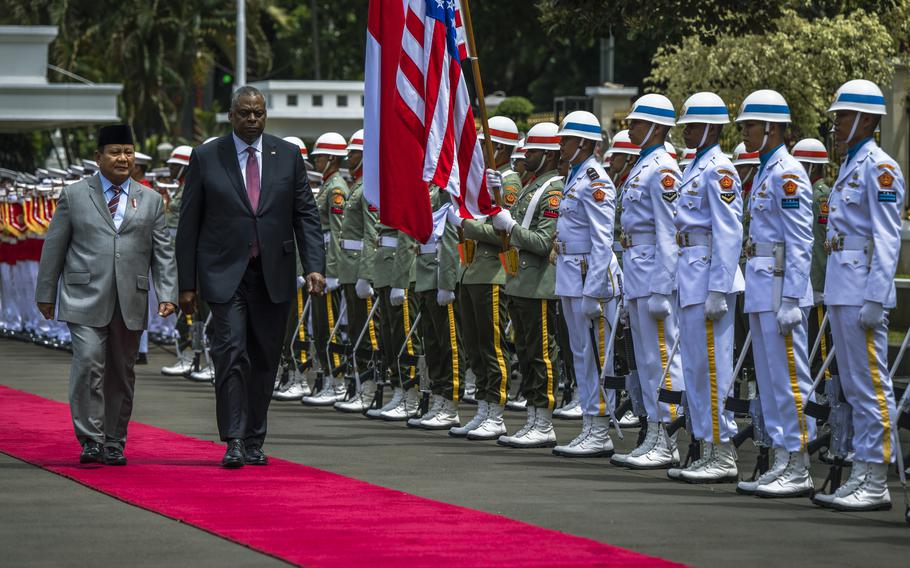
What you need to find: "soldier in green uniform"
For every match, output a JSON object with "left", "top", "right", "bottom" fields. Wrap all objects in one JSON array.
[
  {"left": 731, "top": 142, "right": 760, "bottom": 397},
  {"left": 446, "top": 115, "right": 522, "bottom": 440},
  {"left": 332, "top": 130, "right": 383, "bottom": 412},
  {"left": 407, "top": 184, "right": 466, "bottom": 429},
  {"left": 490, "top": 122, "right": 564, "bottom": 448},
  {"left": 793, "top": 138, "right": 833, "bottom": 379},
  {"left": 302, "top": 133, "right": 349, "bottom": 406}
]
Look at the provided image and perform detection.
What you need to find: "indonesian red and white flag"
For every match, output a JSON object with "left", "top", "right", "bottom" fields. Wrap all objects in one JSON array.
[{"left": 364, "top": 0, "right": 499, "bottom": 243}]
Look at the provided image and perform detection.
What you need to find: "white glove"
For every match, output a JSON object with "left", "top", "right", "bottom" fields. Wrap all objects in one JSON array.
[
  {"left": 776, "top": 297, "right": 802, "bottom": 335},
  {"left": 491, "top": 209, "right": 516, "bottom": 233},
  {"left": 859, "top": 300, "right": 885, "bottom": 330},
  {"left": 390, "top": 287, "right": 406, "bottom": 307},
  {"left": 581, "top": 296, "right": 603, "bottom": 320},
  {"left": 485, "top": 168, "right": 502, "bottom": 191},
  {"left": 436, "top": 289, "right": 456, "bottom": 306},
  {"left": 446, "top": 207, "right": 463, "bottom": 228},
  {"left": 647, "top": 293, "right": 672, "bottom": 321},
  {"left": 355, "top": 278, "right": 374, "bottom": 299},
  {"left": 704, "top": 291, "right": 728, "bottom": 321},
  {"left": 296, "top": 275, "right": 306, "bottom": 289},
  {"left": 325, "top": 276, "right": 340, "bottom": 292},
  {"left": 618, "top": 302, "right": 630, "bottom": 327},
  {"left": 813, "top": 290, "right": 825, "bottom": 306}
]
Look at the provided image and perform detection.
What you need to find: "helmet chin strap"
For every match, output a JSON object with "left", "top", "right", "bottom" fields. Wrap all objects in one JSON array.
[
  {"left": 697, "top": 124, "right": 710, "bottom": 149},
  {"left": 741, "top": 168, "right": 755, "bottom": 186},
  {"left": 533, "top": 155, "right": 548, "bottom": 174},
  {"left": 807, "top": 164, "right": 814, "bottom": 180},
  {"left": 321, "top": 157, "right": 333, "bottom": 177},
  {"left": 641, "top": 123, "right": 656, "bottom": 148},
  {"left": 756, "top": 121, "right": 770, "bottom": 154},
  {"left": 845, "top": 112, "right": 861, "bottom": 147}
]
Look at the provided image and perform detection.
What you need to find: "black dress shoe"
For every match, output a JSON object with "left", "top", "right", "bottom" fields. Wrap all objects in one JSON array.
[
  {"left": 222, "top": 439, "right": 245, "bottom": 468},
  {"left": 136, "top": 353, "right": 148, "bottom": 365},
  {"left": 244, "top": 446, "right": 269, "bottom": 466},
  {"left": 103, "top": 446, "right": 127, "bottom": 466},
  {"left": 79, "top": 441, "right": 103, "bottom": 464}
]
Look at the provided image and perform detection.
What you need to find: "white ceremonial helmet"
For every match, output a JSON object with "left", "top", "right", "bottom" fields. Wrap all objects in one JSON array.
[
  {"left": 523, "top": 122, "right": 561, "bottom": 151},
  {"left": 731, "top": 142, "right": 760, "bottom": 166},
  {"left": 311, "top": 132, "right": 349, "bottom": 157},
  {"left": 828, "top": 79, "right": 887, "bottom": 116},
  {"left": 792, "top": 138, "right": 829, "bottom": 164},
  {"left": 557, "top": 110, "right": 602, "bottom": 141},
  {"left": 735, "top": 90, "right": 791, "bottom": 123},
  {"left": 166, "top": 145, "right": 193, "bottom": 167},
  {"left": 480, "top": 116, "right": 521, "bottom": 146},
  {"left": 607, "top": 130, "right": 640, "bottom": 156},
  {"left": 134, "top": 152, "right": 152, "bottom": 166},
  {"left": 347, "top": 129, "right": 364, "bottom": 152},
  {"left": 626, "top": 93, "right": 677, "bottom": 127},
  {"left": 511, "top": 139, "right": 527, "bottom": 160},
  {"left": 677, "top": 92, "right": 730, "bottom": 125},
  {"left": 283, "top": 136, "right": 309, "bottom": 158}
]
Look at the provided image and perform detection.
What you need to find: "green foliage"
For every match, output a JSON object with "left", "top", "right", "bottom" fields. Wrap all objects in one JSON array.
[
  {"left": 493, "top": 96, "right": 535, "bottom": 133},
  {"left": 647, "top": 8, "right": 898, "bottom": 147}
]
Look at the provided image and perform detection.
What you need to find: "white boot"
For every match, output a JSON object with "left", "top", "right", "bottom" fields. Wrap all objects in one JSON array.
[
  {"left": 188, "top": 365, "right": 215, "bottom": 383},
  {"left": 450, "top": 400, "right": 488, "bottom": 437},
  {"left": 498, "top": 407, "right": 537, "bottom": 447},
  {"left": 366, "top": 387, "right": 404, "bottom": 418},
  {"left": 273, "top": 372, "right": 312, "bottom": 401},
  {"left": 618, "top": 410, "right": 640, "bottom": 428},
  {"left": 463, "top": 381, "right": 478, "bottom": 404},
  {"left": 624, "top": 422, "right": 679, "bottom": 469},
  {"left": 508, "top": 407, "right": 557, "bottom": 448},
  {"left": 334, "top": 380, "right": 377, "bottom": 413},
  {"left": 419, "top": 398, "right": 461, "bottom": 430},
  {"left": 829, "top": 462, "right": 892, "bottom": 511},
  {"left": 553, "top": 415, "right": 592, "bottom": 455},
  {"left": 408, "top": 394, "right": 442, "bottom": 427},
  {"left": 611, "top": 420, "right": 658, "bottom": 466},
  {"left": 754, "top": 451, "right": 814, "bottom": 498},
  {"left": 737, "top": 447, "right": 789, "bottom": 495},
  {"left": 381, "top": 387, "right": 421, "bottom": 421},
  {"left": 161, "top": 351, "right": 193, "bottom": 376},
  {"left": 553, "top": 392, "right": 582, "bottom": 420},
  {"left": 467, "top": 404, "right": 507, "bottom": 440},
  {"left": 506, "top": 394, "right": 528, "bottom": 411},
  {"left": 301, "top": 376, "right": 346, "bottom": 406},
  {"left": 669, "top": 443, "right": 713, "bottom": 480},
  {"left": 680, "top": 441, "right": 738, "bottom": 483},
  {"left": 813, "top": 461, "right": 868, "bottom": 507},
  {"left": 553, "top": 415, "right": 613, "bottom": 457}
]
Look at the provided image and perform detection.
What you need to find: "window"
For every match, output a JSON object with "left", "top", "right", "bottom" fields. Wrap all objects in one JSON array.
[
  {"left": 287, "top": 94, "right": 298, "bottom": 106},
  {"left": 337, "top": 94, "right": 348, "bottom": 107},
  {"left": 312, "top": 94, "right": 323, "bottom": 107}
]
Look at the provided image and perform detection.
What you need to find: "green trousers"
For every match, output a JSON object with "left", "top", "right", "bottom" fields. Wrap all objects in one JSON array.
[
  {"left": 310, "top": 290, "right": 342, "bottom": 374},
  {"left": 376, "top": 286, "right": 422, "bottom": 385},
  {"left": 459, "top": 283, "right": 511, "bottom": 405},
  {"left": 508, "top": 296, "right": 559, "bottom": 410},
  {"left": 417, "top": 289, "right": 466, "bottom": 401}
]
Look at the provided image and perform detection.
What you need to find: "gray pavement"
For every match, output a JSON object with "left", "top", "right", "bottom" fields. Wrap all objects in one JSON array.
[{"left": 1, "top": 338, "right": 907, "bottom": 567}]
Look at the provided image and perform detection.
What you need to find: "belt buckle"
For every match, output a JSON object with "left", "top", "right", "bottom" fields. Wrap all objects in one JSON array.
[
  {"left": 831, "top": 235, "right": 844, "bottom": 252},
  {"left": 824, "top": 239, "right": 832, "bottom": 255},
  {"left": 675, "top": 232, "right": 683, "bottom": 247},
  {"left": 744, "top": 241, "right": 755, "bottom": 259},
  {"left": 620, "top": 232, "right": 630, "bottom": 248}
]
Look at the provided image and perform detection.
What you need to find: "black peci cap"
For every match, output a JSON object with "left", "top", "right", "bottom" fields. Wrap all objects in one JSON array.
[{"left": 96, "top": 124, "right": 135, "bottom": 148}]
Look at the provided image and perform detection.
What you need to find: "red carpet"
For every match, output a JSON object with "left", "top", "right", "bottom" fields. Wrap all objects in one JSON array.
[{"left": 0, "top": 385, "right": 684, "bottom": 567}]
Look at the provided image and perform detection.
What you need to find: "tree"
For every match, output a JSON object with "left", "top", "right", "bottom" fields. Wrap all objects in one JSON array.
[
  {"left": 647, "top": 8, "right": 899, "bottom": 147},
  {"left": 494, "top": 97, "right": 535, "bottom": 131}
]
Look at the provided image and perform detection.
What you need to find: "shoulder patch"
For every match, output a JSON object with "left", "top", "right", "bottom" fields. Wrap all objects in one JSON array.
[
  {"left": 592, "top": 188, "right": 606, "bottom": 202},
  {"left": 546, "top": 189, "right": 563, "bottom": 197},
  {"left": 659, "top": 168, "right": 676, "bottom": 174},
  {"left": 368, "top": 204, "right": 379, "bottom": 212},
  {"left": 718, "top": 175, "right": 734, "bottom": 190},
  {"left": 781, "top": 173, "right": 800, "bottom": 180},
  {"left": 781, "top": 197, "right": 800, "bottom": 209},
  {"left": 878, "top": 190, "right": 897, "bottom": 203},
  {"left": 661, "top": 175, "right": 676, "bottom": 189},
  {"left": 720, "top": 192, "right": 736, "bottom": 204},
  {"left": 547, "top": 195, "right": 561, "bottom": 208},
  {"left": 717, "top": 169, "right": 736, "bottom": 176},
  {"left": 661, "top": 191, "right": 678, "bottom": 203},
  {"left": 782, "top": 180, "right": 798, "bottom": 195},
  {"left": 503, "top": 183, "right": 521, "bottom": 194},
  {"left": 878, "top": 171, "right": 895, "bottom": 188},
  {"left": 504, "top": 192, "right": 517, "bottom": 205},
  {"left": 586, "top": 167, "right": 600, "bottom": 181},
  {"left": 543, "top": 210, "right": 559, "bottom": 218},
  {"left": 331, "top": 193, "right": 345, "bottom": 205},
  {"left": 878, "top": 163, "right": 896, "bottom": 171},
  {"left": 591, "top": 181, "right": 607, "bottom": 188}
]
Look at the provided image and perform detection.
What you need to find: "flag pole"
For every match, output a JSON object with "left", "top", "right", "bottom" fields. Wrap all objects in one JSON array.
[{"left": 459, "top": 0, "right": 509, "bottom": 251}]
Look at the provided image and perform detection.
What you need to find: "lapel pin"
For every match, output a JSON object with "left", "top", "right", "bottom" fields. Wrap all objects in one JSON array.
[
  {"left": 131, "top": 198, "right": 137, "bottom": 209},
  {"left": 271, "top": 150, "right": 277, "bottom": 155}
]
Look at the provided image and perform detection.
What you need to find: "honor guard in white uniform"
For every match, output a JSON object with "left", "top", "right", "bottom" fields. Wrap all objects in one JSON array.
[
  {"left": 667, "top": 93, "right": 745, "bottom": 482},
  {"left": 610, "top": 94, "right": 685, "bottom": 469},
  {"left": 735, "top": 90, "right": 817, "bottom": 498},
  {"left": 549, "top": 111, "right": 621, "bottom": 457},
  {"left": 814, "top": 80, "right": 903, "bottom": 511}
]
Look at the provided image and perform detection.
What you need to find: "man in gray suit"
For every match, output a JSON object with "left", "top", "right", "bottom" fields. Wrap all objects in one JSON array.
[{"left": 36, "top": 124, "right": 177, "bottom": 465}]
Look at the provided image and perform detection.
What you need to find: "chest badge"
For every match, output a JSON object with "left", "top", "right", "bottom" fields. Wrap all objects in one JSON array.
[
  {"left": 593, "top": 189, "right": 606, "bottom": 202},
  {"left": 782, "top": 180, "right": 798, "bottom": 195},
  {"left": 878, "top": 171, "right": 895, "bottom": 188},
  {"left": 719, "top": 175, "right": 734, "bottom": 190},
  {"left": 661, "top": 175, "right": 675, "bottom": 189}
]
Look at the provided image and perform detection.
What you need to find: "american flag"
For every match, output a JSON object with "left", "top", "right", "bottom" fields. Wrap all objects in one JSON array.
[{"left": 364, "top": 0, "right": 498, "bottom": 243}]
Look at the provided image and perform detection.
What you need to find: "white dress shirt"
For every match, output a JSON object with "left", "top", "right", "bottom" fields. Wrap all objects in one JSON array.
[
  {"left": 232, "top": 132, "right": 263, "bottom": 188},
  {"left": 98, "top": 172, "right": 130, "bottom": 231}
]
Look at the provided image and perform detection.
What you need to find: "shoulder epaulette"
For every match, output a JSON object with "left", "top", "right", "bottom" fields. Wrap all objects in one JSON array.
[{"left": 586, "top": 167, "right": 600, "bottom": 181}]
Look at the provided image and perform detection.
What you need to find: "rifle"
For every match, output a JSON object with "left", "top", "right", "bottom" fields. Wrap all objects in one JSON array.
[
  {"left": 324, "top": 300, "right": 349, "bottom": 394},
  {"left": 350, "top": 296, "right": 384, "bottom": 411},
  {"left": 594, "top": 300, "right": 624, "bottom": 439},
  {"left": 887, "top": 326, "right": 910, "bottom": 525},
  {"left": 397, "top": 310, "right": 429, "bottom": 415}
]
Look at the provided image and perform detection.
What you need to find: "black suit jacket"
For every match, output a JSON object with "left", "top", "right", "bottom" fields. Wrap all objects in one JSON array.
[{"left": 176, "top": 133, "right": 324, "bottom": 304}]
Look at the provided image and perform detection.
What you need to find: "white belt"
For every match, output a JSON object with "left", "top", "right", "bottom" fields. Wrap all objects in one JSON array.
[
  {"left": 746, "top": 241, "right": 780, "bottom": 258},
  {"left": 323, "top": 231, "right": 331, "bottom": 245},
  {"left": 555, "top": 240, "right": 591, "bottom": 255},
  {"left": 676, "top": 231, "right": 711, "bottom": 247},
  {"left": 619, "top": 232, "right": 656, "bottom": 248},
  {"left": 419, "top": 242, "right": 438, "bottom": 254},
  {"left": 828, "top": 235, "right": 872, "bottom": 252},
  {"left": 378, "top": 236, "right": 398, "bottom": 248},
  {"left": 341, "top": 239, "right": 364, "bottom": 251}
]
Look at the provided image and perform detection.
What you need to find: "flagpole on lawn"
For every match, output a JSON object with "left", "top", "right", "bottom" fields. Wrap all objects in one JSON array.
[{"left": 459, "top": 0, "right": 509, "bottom": 252}]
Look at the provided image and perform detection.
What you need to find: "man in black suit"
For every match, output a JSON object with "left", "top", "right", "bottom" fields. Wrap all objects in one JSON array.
[{"left": 176, "top": 86, "right": 325, "bottom": 467}]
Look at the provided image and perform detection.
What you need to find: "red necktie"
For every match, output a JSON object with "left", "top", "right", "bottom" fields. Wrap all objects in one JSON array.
[
  {"left": 246, "top": 147, "right": 261, "bottom": 257},
  {"left": 107, "top": 185, "right": 121, "bottom": 218}
]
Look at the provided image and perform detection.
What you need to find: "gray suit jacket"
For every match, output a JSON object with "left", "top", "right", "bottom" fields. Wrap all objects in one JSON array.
[{"left": 35, "top": 175, "right": 177, "bottom": 331}]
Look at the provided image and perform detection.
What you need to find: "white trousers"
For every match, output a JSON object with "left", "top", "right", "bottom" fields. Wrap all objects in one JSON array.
[
  {"left": 828, "top": 305, "right": 897, "bottom": 464},
  {"left": 561, "top": 296, "right": 617, "bottom": 417},
  {"left": 679, "top": 296, "right": 738, "bottom": 443},
  {"left": 749, "top": 311, "right": 817, "bottom": 452},
  {"left": 627, "top": 294, "right": 684, "bottom": 423}
]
